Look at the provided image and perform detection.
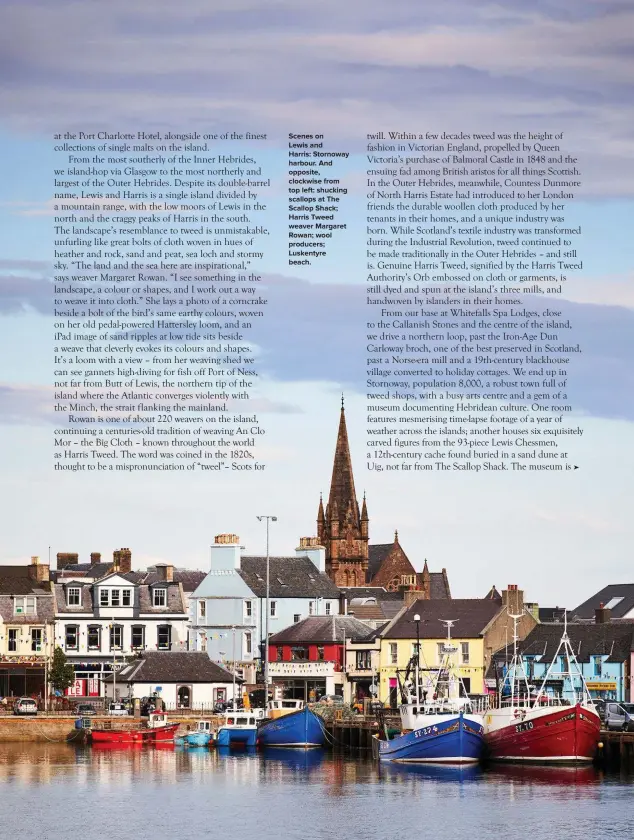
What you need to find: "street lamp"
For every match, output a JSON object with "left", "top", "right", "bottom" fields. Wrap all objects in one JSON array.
[{"left": 256, "top": 515, "right": 277, "bottom": 708}]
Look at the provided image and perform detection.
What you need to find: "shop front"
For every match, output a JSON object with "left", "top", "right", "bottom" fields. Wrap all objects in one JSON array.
[
  {"left": 0, "top": 659, "right": 46, "bottom": 699},
  {"left": 586, "top": 680, "right": 618, "bottom": 701}
]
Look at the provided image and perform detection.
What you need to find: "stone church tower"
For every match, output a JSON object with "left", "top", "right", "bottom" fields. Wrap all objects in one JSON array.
[{"left": 318, "top": 401, "right": 369, "bottom": 586}]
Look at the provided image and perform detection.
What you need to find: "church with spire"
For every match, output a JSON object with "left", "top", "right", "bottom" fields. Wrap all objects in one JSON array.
[{"left": 317, "top": 400, "right": 451, "bottom": 598}]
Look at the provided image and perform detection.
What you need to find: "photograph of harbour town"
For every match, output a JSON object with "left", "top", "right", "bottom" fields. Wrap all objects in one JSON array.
[{"left": 1, "top": 404, "right": 634, "bottom": 839}]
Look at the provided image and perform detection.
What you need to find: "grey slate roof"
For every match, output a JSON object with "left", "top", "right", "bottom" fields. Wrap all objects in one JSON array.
[
  {"left": 238, "top": 556, "right": 340, "bottom": 598},
  {"left": 367, "top": 544, "right": 393, "bottom": 580},
  {"left": 572, "top": 585, "right": 634, "bottom": 620},
  {"left": 53, "top": 562, "right": 114, "bottom": 580},
  {"left": 269, "top": 615, "right": 375, "bottom": 644},
  {"left": 490, "top": 622, "right": 634, "bottom": 669},
  {"left": 105, "top": 652, "right": 237, "bottom": 684},
  {"left": 53, "top": 582, "right": 94, "bottom": 612},
  {"left": 382, "top": 598, "right": 502, "bottom": 639},
  {"left": 429, "top": 573, "right": 451, "bottom": 599}
]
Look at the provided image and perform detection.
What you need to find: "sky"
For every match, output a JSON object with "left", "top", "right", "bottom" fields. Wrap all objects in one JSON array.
[{"left": 0, "top": 0, "right": 633, "bottom": 610}]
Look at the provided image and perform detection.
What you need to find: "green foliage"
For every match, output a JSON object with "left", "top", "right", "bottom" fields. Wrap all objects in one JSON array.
[{"left": 49, "top": 646, "right": 75, "bottom": 691}]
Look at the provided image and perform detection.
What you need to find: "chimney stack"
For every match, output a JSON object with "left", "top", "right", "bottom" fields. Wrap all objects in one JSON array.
[
  {"left": 296, "top": 537, "right": 326, "bottom": 573},
  {"left": 156, "top": 563, "right": 174, "bottom": 582},
  {"left": 90, "top": 552, "right": 101, "bottom": 566},
  {"left": 56, "top": 552, "right": 79, "bottom": 570},
  {"left": 502, "top": 584, "right": 524, "bottom": 615},
  {"left": 595, "top": 603, "right": 612, "bottom": 624},
  {"left": 28, "top": 556, "right": 50, "bottom": 583},
  {"left": 113, "top": 548, "right": 132, "bottom": 574},
  {"left": 210, "top": 534, "right": 242, "bottom": 571}
]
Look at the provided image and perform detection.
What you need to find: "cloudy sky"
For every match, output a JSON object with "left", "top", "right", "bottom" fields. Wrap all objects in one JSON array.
[{"left": 0, "top": 0, "right": 633, "bottom": 609}]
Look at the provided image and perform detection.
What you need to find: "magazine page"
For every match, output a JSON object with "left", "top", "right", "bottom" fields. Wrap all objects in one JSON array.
[{"left": 0, "top": 0, "right": 632, "bottom": 836}]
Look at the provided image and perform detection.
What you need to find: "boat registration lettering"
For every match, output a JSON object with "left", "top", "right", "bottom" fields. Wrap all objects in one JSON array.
[
  {"left": 515, "top": 721, "right": 534, "bottom": 733},
  {"left": 414, "top": 726, "right": 438, "bottom": 738}
]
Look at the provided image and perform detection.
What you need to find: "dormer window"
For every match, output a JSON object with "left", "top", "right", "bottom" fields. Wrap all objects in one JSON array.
[
  {"left": 67, "top": 587, "right": 81, "bottom": 607},
  {"left": 14, "top": 596, "right": 36, "bottom": 616},
  {"left": 100, "top": 590, "right": 109, "bottom": 607},
  {"left": 153, "top": 588, "right": 167, "bottom": 607}
]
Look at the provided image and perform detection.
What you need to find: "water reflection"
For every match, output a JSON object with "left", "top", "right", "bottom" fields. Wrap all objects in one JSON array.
[{"left": 3, "top": 744, "right": 634, "bottom": 840}]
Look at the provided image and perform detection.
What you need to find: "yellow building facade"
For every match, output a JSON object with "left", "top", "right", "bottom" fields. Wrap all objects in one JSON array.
[{"left": 379, "top": 636, "right": 487, "bottom": 705}]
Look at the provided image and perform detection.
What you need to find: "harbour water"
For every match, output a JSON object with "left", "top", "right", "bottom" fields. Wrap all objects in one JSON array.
[{"left": 2, "top": 744, "right": 634, "bottom": 839}]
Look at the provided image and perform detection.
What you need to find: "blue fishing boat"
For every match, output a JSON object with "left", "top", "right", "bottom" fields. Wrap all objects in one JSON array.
[
  {"left": 217, "top": 708, "right": 264, "bottom": 748},
  {"left": 374, "top": 620, "right": 485, "bottom": 764},
  {"left": 186, "top": 720, "right": 216, "bottom": 747},
  {"left": 257, "top": 699, "right": 325, "bottom": 748},
  {"left": 374, "top": 711, "right": 484, "bottom": 763}
]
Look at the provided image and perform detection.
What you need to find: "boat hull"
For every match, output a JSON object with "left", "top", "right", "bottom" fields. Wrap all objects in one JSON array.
[
  {"left": 90, "top": 723, "right": 180, "bottom": 745},
  {"left": 376, "top": 715, "right": 485, "bottom": 764},
  {"left": 217, "top": 727, "right": 257, "bottom": 748},
  {"left": 484, "top": 703, "right": 600, "bottom": 763},
  {"left": 186, "top": 732, "right": 211, "bottom": 747},
  {"left": 257, "top": 708, "right": 325, "bottom": 748}
]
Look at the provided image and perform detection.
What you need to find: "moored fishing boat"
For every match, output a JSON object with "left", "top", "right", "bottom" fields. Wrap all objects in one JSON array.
[
  {"left": 483, "top": 614, "right": 600, "bottom": 763},
  {"left": 89, "top": 711, "right": 180, "bottom": 745},
  {"left": 217, "top": 707, "right": 264, "bottom": 748},
  {"left": 374, "top": 620, "right": 485, "bottom": 764},
  {"left": 186, "top": 720, "right": 217, "bottom": 747},
  {"left": 257, "top": 699, "right": 325, "bottom": 748}
]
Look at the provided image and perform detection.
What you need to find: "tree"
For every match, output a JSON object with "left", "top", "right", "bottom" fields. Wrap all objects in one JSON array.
[{"left": 49, "top": 646, "right": 75, "bottom": 693}]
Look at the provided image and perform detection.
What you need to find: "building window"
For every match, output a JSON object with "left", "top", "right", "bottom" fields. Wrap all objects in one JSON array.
[
  {"left": 111, "top": 589, "right": 121, "bottom": 607},
  {"left": 276, "top": 647, "right": 283, "bottom": 662},
  {"left": 291, "top": 646, "right": 308, "bottom": 661},
  {"left": 294, "top": 614, "right": 301, "bottom": 623},
  {"left": 270, "top": 601, "right": 277, "bottom": 617},
  {"left": 100, "top": 589, "right": 109, "bottom": 607},
  {"left": 131, "top": 626, "right": 145, "bottom": 649},
  {"left": 65, "top": 625, "right": 79, "bottom": 650},
  {"left": 31, "top": 629, "right": 42, "bottom": 653},
  {"left": 153, "top": 588, "right": 167, "bottom": 608},
  {"left": 245, "top": 632, "right": 252, "bottom": 655},
  {"left": 122, "top": 589, "right": 132, "bottom": 607},
  {"left": 109, "top": 625, "right": 123, "bottom": 650},
  {"left": 87, "top": 626, "right": 101, "bottom": 650},
  {"left": 461, "top": 642, "right": 470, "bottom": 665},
  {"left": 157, "top": 625, "right": 171, "bottom": 650},
  {"left": 593, "top": 656, "right": 602, "bottom": 677},
  {"left": 325, "top": 602, "right": 332, "bottom": 615},
  {"left": 67, "top": 587, "right": 81, "bottom": 606},
  {"left": 437, "top": 643, "right": 445, "bottom": 664},
  {"left": 244, "top": 600, "right": 252, "bottom": 618},
  {"left": 8, "top": 628, "right": 18, "bottom": 652},
  {"left": 356, "top": 650, "right": 372, "bottom": 670},
  {"left": 390, "top": 643, "right": 398, "bottom": 665},
  {"left": 308, "top": 601, "right": 315, "bottom": 615},
  {"left": 198, "top": 600, "right": 206, "bottom": 620},
  {"left": 14, "top": 596, "right": 36, "bottom": 616},
  {"left": 316, "top": 646, "right": 325, "bottom": 661}
]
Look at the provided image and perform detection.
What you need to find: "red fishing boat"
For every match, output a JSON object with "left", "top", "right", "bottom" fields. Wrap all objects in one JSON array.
[
  {"left": 484, "top": 615, "right": 600, "bottom": 763},
  {"left": 89, "top": 711, "right": 180, "bottom": 745}
]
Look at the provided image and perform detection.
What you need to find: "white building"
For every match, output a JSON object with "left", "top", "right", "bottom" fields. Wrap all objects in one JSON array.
[
  {"left": 53, "top": 566, "right": 190, "bottom": 696},
  {"left": 103, "top": 652, "right": 239, "bottom": 709}
]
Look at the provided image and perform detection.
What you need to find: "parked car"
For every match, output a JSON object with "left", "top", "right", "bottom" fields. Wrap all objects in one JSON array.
[
  {"left": 107, "top": 702, "right": 129, "bottom": 717},
  {"left": 75, "top": 703, "right": 97, "bottom": 717},
  {"left": 605, "top": 702, "right": 634, "bottom": 731},
  {"left": 13, "top": 698, "right": 38, "bottom": 716}
]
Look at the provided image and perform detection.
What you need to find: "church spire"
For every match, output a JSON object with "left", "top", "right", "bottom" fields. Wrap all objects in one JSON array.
[
  {"left": 326, "top": 400, "right": 359, "bottom": 528},
  {"left": 319, "top": 399, "right": 369, "bottom": 586}
]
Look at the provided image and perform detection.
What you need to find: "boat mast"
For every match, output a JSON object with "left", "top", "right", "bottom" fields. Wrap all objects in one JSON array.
[
  {"left": 533, "top": 611, "right": 592, "bottom": 708},
  {"left": 440, "top": 619, "right": 458, "bottom": 701}
]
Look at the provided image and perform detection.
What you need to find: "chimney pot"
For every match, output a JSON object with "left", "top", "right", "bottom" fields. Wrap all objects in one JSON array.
[{"left": 214, "top": 533, "right": 240, "bottom": 545}]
